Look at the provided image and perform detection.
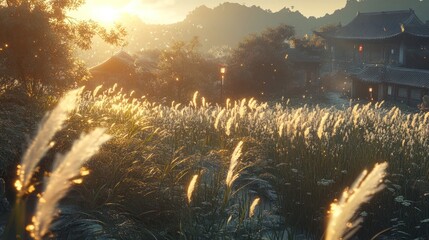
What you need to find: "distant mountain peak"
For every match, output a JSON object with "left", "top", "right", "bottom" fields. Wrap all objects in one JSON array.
[{"left": 82, "top": 0, "right": 429, "bottom": 66}]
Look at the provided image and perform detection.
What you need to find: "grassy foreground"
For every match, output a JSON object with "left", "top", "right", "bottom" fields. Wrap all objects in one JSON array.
[{"left": 2, "top": 87, "right": 429, "bottom": 239}]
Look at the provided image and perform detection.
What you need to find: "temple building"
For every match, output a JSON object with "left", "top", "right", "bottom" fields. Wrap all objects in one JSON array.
[
  {"left": 316, "top": 9, "right": 429, "bottom": 105},
  {"left": 88, "top": 51, "right": 138, "bottom": 91}
]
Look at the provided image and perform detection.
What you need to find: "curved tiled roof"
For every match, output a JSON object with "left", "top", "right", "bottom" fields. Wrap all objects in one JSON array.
[
  {"left": 385, "top": 67, "right": 429, "bottom": 88},
  {"left": 315, "top": 9, "right": 429, "bottom": 40},
  {"left": 404, "top": 25, "right": 429, "bottom": 38},
  {"left": 89, "top": 51, "right": 135, "bottom": 73},
  {"left": 351, "top": 65, "right": 429, "bottom": 88},
  {"left": 351, "top": 65, "right": 384, "bottom": 83}
]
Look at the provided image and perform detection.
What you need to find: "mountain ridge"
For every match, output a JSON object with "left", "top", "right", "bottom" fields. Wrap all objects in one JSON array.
[{"left": 81, "top": 0, "right": 429, "bottom": 65}]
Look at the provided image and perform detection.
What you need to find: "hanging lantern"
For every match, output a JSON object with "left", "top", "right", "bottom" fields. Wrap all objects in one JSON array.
[{"left": 358, "top": 44, "right": 364, "bottom": 53}]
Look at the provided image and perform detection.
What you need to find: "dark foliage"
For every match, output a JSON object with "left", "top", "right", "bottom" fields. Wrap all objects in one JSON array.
[
  {"left": 226, "top": 25, "right": 295, "bottom": 100},
  {"left": 0, "top": 0, "right": 126, "bottom": 96}
]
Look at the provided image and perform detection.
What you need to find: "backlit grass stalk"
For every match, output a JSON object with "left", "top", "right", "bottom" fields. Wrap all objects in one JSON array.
[
  {"left": 16, "top": 87, "right": 84, "bottom": 197},
  {"left": 187, "top": 174, "right": 199, "bottom": 204},
  {"left": 29, "top": 128, "right": 111, "bottom": 240},
  {"left": 249, "top": 197, "right": 260, "bottom": 218},
  {"left": 325, "top": 162, "right": 388, "bottom": 240},
  {"left": 317, "top": 112, "right": 329, "bottom": 140},
  {"left": 6, "top": 88, "right": 83, "bottom": 239},
  {"left": 223, "top": 141, "right": 244, "bottom": 207},
  {"left": 226, "top": 141, "right": 243, "bottom": 188}
]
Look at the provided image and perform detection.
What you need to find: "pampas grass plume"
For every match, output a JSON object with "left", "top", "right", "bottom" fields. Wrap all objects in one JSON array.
[
  {"left": 226, "top": 141, "right": 243, "bottom": 188},
  {"left": 214, "top": 109, "right": 225, "bottom": 130},
  {"left": 249, "top": 197, "right": 260, "bottom": 218},
  {"left": 317, "top": 112, "right": 329, "bottom": 140},
  {"left": 187, "top": 174, "right": 199, "bottom": 204},
  {"left": 325, "top": 162, "right": 388, "bottom": 240},
  {"left": 16, "top": 87, "right": 83, "bottom": 197},
  {"left": 30, "top": 128, "right": 111, "bottom": 239},
  {"left": 192, "top": 91, "right": 199, "bottom": 108}
]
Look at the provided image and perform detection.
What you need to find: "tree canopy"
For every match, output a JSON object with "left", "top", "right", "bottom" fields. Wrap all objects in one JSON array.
[
  {"left": 154, "top": 37, "right": 218, "bottom": 102},
  {"left": 227, "top": 24, "right": 295, "bottom": 99},
  {"left": 0, "top": 0, "right": 126, "bottom": 96}
]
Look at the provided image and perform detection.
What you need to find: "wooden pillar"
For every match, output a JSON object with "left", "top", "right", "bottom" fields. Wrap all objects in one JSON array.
[
  {"left": 378, "top": 84, "right": 384, "bottom": 101},
  {"left": 399, "top": 41, "right": 405, "bottom": 65}
]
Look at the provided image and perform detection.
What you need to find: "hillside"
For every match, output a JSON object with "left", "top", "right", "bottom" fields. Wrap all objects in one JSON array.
[{"left": 80, "top": 0, "right": 429, "bottom": 66}]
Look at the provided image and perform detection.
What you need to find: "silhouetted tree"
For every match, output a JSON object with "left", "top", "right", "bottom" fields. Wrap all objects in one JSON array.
[
  {"left": 156, "top": 37, "right": 218, "bottom": 102},
  {"left": 309, "top": 24, "right": 341, "bottom": 48},
  {"left": 291, "top": 24, "right": 342, "bottom": 57},
  {"left": 227, "top": 24, "right": 295, "bottom": 99},
  {"left": 0, "top": 0, "right": 126, "bottom": 96}
]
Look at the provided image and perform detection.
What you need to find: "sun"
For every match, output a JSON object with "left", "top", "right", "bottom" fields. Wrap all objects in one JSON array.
[
  {"left": 71, "top": 2, "right": 171, "bottom": 25},
  {"left": 92, "top": 6, "right": 122, "bottom": 25}
]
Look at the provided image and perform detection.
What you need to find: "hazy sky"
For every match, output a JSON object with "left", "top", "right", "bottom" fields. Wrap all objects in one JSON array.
[{"left": 74, "top": 0, "right": 347, "bottom": 25}]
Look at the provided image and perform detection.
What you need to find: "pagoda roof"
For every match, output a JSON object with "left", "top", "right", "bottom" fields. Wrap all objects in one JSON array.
[
  {"left": 350, "top": 65, "right": 384, "bottom": 83},
  {"left": 315, "top": 9, "right": 429, "bottom": 40},
  {"left": 89, "top": 51, "right": 135, "bottom": 74},
  {"left": 351, "top": 65, "right": 429, "bottom": 88},
  {"left": 385, "top": 67, "right": 429, "bottom": 88}
]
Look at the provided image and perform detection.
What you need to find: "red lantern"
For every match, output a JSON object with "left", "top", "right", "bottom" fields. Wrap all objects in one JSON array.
[{"left": 358, "top": 44, "right": 364, "bottom": 53}]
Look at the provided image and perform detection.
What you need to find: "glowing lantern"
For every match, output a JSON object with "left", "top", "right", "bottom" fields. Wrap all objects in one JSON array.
[
  {"left": 220, "top": 67, "right": 226, "bottom": 75},
  {"left": 358, "top": 44, "right": 364, "bottom": 53}
]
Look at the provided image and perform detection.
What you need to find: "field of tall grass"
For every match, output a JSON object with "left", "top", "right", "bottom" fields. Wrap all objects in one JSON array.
[{"left": 2, "top": 86, "right": 429, "bottom": 239}]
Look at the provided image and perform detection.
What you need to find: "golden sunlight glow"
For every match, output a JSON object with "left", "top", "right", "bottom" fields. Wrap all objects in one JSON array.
[
  {"left": 92, "top": 6, "right": 122, "bottom": 25},
  {"left": 80, "top": 167, "right": 90, "bottom": 176},
  {"left": 72, "top": 178, "right": 84, "bottom": 184},
  {"left": 28, "top": 185, "right": 36, "bottom": 193},
  {"left": 71, "top": 1, "right": 167, "bottom": 26},
  {"left": 26, "top": 224, "right": 35, "bottom": 231},
  {"left": 14, "top": 180, "right": 23, "bottom": 191}
]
